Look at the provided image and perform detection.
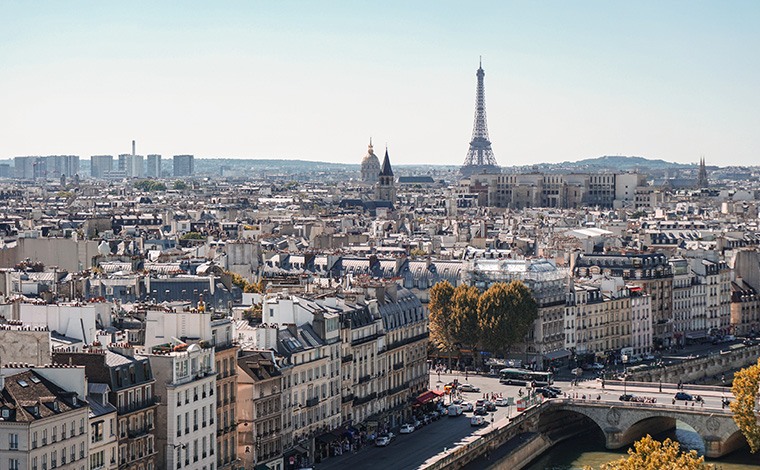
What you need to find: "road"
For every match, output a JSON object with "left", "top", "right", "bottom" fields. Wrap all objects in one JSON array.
[{"left": 317, "top": 369, "right": 734, "bottom": 470}]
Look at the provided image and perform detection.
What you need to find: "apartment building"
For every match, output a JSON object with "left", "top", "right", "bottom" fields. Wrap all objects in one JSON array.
[
  {"left": 0, "top": 368, "right": 90, "bottom": 470},
  {"left": 87, "top": 384, "right": 119, "bottom": 470},
  {"left": 212, "top": 317, "right": 240, "bottom": 470},
  {"left": 141, "top": 342, "right": 216, "bottom": 470},
  {"left": 237, "top": 350, "right": 283, "bottom": 470},
  {"left": 52, "top": 349, "right": 158, "bottom": 470},
  {"left": 574, "top": 253, "right": 673, "bottom": 349}
]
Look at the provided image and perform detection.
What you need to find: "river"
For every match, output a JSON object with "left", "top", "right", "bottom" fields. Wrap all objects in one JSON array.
[{"left": 520, "top": 422, "right": 760, "bottom": 470}]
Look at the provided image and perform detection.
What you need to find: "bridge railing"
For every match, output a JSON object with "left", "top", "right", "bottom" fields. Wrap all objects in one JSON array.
[
  {"left": 604, "top": 379, "right": 733, "bottom": 394},
  {"left": 554, "top": 397, "right": 736, "bottom": 416}
]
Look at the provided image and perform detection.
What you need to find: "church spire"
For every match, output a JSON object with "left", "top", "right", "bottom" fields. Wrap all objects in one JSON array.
[{"left": 697, "top": 156, "right": 708, "bottom": 188}]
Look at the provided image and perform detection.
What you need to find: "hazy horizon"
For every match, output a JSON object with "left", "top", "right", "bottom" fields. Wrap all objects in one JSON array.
[{"left": 2, "top": 1, "right": 758, "bottom": 166}]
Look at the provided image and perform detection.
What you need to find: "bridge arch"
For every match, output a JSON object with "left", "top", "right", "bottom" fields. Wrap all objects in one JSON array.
[
  {"left": 543, "top": 401, "right": 743, "bottom": 458},
  {"left": 536, "top": 406, "right": 605, "bottom": 444}
]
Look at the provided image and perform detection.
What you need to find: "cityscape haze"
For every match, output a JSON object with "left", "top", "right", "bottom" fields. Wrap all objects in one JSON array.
[{"left": 1, "top": 1, "right": 759, "bottom": 166}]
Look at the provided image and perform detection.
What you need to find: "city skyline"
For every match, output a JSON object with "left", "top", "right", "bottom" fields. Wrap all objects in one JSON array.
[{"left": 1, "top": 1, "right": 759, "bottom": 167}]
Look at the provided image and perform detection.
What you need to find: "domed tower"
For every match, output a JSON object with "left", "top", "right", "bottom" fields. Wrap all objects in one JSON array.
[{"left": 361, "top": 139, "right": 381, "bottom": 184}]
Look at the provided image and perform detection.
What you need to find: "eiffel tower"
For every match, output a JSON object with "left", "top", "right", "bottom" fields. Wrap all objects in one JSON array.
[{"left": 460, "top": 59, "right": 501, "bottom": 178}]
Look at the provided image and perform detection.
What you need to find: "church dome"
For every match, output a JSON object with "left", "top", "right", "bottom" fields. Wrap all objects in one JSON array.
[{"left": 361, "top": 140, "right": 381, "bottom": 184}]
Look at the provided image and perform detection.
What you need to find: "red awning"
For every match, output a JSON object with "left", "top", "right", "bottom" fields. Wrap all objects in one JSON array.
[{"left": 416, "top": 390, "right": 444, "bottom": 404}]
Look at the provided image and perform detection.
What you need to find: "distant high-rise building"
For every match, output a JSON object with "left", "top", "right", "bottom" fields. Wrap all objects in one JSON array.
[
  {"left": 118, "top": 154, "right": 144, "bottom": 178},
  {"left": 147, "top": 154, "right": 162, "bottom": 178},
  {"left": 14, "top": 156, "right": 38, "bottom": 179},
  {"left": 91, "top": 155, "right": 114, "bottom": 178},
  {"left": 173, "top": 154, "right": 194, "bottom": 177},
  {"left": 13, "top": 155, "right": 79, "bottom": 179},
  {"left": 460, "top": 59, "right": 500, "bottom": 178},
  {"left": 45, "top": 155, "right": 79, "bottom": 178}
]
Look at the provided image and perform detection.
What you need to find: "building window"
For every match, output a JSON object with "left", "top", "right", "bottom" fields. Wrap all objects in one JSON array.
[
  {"left": 9, "top": 459, "right": 18, "bottom": 470},
  {"left": 9, "top": 433, "right": 18, "bottom": 450}
]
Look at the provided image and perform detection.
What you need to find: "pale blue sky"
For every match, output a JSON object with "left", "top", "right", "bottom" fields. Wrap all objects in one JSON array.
[{"left": 1, "top": 1, "right": 758, "bottom": 166}]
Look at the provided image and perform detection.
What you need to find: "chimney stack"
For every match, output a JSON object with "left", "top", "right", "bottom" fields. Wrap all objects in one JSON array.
[{"left": 132, "top": 140, "right": 136, "bottom": 156}]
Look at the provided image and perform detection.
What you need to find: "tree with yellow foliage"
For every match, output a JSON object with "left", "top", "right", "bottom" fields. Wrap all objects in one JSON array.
[
  {"left": 730, "top": 358, "right": 760, "bottom": 453},
  {"left": 584, "top": 435, "right": 713, "bottom": 470}
]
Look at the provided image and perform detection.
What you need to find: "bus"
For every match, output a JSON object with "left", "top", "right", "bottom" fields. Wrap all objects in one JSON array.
[{"left": 499, "top": 368, "right": 553, "bottom": 386}]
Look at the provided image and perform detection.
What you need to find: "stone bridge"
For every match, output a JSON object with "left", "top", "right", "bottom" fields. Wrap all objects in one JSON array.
[{"left": 539, "top": 399, "right": 745, "bottom": 458}]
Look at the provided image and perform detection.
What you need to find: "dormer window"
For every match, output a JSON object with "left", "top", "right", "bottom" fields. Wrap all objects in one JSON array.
[
  {"left": 52, "top": 401, "right": 59, "bottom": 412},
  {"left": 1, "top": 408, "right": 9, "bottom": 419}
]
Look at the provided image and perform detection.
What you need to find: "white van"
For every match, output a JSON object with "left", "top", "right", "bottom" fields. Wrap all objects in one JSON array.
[
  {"left": 470, "top": 415, "right": 486, "bottom": 426},
  {"left": 447, "top": 404, "right": 463, "bottom": 417}
]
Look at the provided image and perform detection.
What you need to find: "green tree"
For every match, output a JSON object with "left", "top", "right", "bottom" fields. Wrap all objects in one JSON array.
[
  {"left": 133, "top": 180, "right": 167, "bottom": 192},
  {"left": 451, "top": 284, "right": 481, "bottom": 350},
  {"left": 584, "top": 435, "right": 712, "bottom": 470},
  {"left": 173, "top": 180, "right": 189, "bottom": 190},
  {"left": 477, "top": 281, "right": 537, "bottom": 355},
  {"left": 730, "top": 358, "right": 760, "bottom": 453},
  {"left": 429, "top": 281, "right": 456, "bottom": 365},
  {"left": 410, "top": 248, "right": 427, "bottom": 257},
  {"left": 180, "top": 232, "right": 205, "bottom": 240}
]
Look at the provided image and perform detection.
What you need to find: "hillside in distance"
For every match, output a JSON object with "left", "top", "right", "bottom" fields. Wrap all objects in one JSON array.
[{"left": 562, "top": 155, "right": 694, "bottom": 170}]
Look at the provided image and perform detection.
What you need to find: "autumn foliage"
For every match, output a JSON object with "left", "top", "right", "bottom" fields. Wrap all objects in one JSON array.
[
  {"left": 729, "top": 358, "right": 760, "bottom": 453},
  {"left": 585, "top": 435, "right": 713, "bottom": 470},
  {"left": 428, "top": 280, "right": 537, "bottom": 357}
]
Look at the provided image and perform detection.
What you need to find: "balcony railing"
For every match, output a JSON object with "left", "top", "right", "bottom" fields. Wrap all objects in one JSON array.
[
  {"left": 305, "top": 397, "right": 320, "bottom": 408},
  {"left": 357, "top": 374, "right": 371, "bottom": 384},
  {"left": 341, "top": 354, "right": 353, "bottom": 363},
  {"left": 127, "top": 425, "right": 153, "bottom": 439},
  {"left": 392, "top": 362, "right": 404, "bottom": 371},
  {"left": 351, "top": 332, "right": 382, "bottom": 347},
  {"left": 341, "top": 394, "right": 354, "bottom": 404},
  {"left": 386, "top": 332, "right": 430, "bottom": 352},
  {"left": 353, "top": 392, "right": 377, "bottom": 406},
  {"left": 119, "top": 396, "right": 160, "bottom": 414}
]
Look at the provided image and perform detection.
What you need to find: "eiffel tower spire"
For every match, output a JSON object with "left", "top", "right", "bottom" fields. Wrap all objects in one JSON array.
[{"left": 460, "top": 59, "right": 500, "bottom": 178}]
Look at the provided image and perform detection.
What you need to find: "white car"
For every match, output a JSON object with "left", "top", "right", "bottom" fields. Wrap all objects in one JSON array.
[
  {"left": 399, "top": 424, "right": 415, "bottom": 434},
  {"left": 461, "top": 402, "right": 474, "bottom": 412},
  {"left": 470, "top": 415, "right": 486, "bottom": 426},
  {"left": 375, "top": 436, "right": 391, "bottom": 446},
  {"left": 494, "top": 397, "right": 508, "bottom": 407}
]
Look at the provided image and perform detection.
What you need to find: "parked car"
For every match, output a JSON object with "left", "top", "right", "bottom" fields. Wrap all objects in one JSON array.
[
  {"left": 590, "top": 363, "right": 605, "bottom": 370},
  {"left": 474, "top": 406, "right": 488, "bottom": 416},
  {"left": 643, "top": 354, "right": 655, "bottom": 360},
  {"left": 399, "top": 424, "right": 414, "bottom": 434},
  {"left": 475, "top": 399, "right": 485, "bottom": 407},
  {"left": 675, "top": 392, "right": 693, "bottom": 401},
  {"left": 459, "top": 383, "right": 481, "bottom": 392},
  {"left": 494, "top": 397, "right": 508, "bottom": 407},
  {"left": 430, "top": 411, "right": 441, "bottom": 420},
  {"left": 546, "top": 385, "right": 562, "bottom": 395},
  {"left": 619, "top": 394, "right": 636, "bottom": 402},
  {"left": 375, "top": 435, "right": 392, "bottom": 446},
  {"left": 470, "top": 415, "right": 486, "bottom": 426},
  {"left": 413, "top": 419, "right": 423, "bottom": 430},
  {"left": 461, "top": 402, "right": 474, "bottom": 412},
  {"left": 422, "top": 414, "right": 432, "bottom": 425}
]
